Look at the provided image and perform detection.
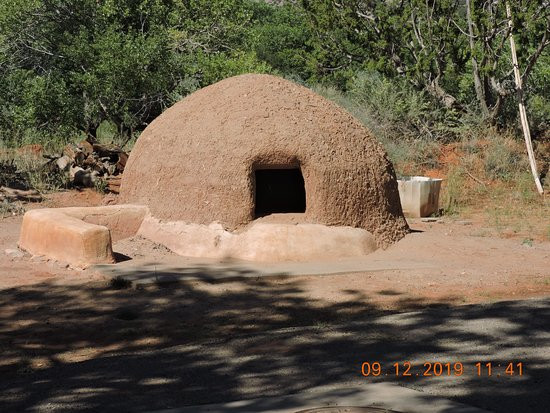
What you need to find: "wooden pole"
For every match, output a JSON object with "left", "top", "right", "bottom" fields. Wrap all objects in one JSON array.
[{"left": 506, "top": 2, "right": 544, "bottom": 195}]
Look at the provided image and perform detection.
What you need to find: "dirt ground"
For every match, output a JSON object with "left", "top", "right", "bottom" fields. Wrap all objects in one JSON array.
[{"left": 1, "top": 189, "right": 549, "bottom": 369}]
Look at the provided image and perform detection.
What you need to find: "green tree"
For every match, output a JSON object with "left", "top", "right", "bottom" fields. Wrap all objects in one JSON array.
[
  {"left": 248, "top": 2, "right": 315, "bottom": 81},
  {"left": 300, "top": 0, "right": 550, "bottom": 126},
  {"left": 465, "top": 0, "right": 550, "bottom": 124},
  {"left": 0, "top": 0, "right": 271, "bottom": 145},
  {"left": 300, "top": 1, "right": 467, "bottom": 107}
]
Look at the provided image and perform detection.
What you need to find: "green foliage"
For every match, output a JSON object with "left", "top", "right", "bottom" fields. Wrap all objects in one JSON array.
[
  {"left": 0, "top": 0, "right": 274, "bottom": 147},
  {"left": 248, "top": 2, "right": 314, "bottom": 80},
  {"left": 18, "top": 157, "right": 69, "bottom": 193},
  {"left": 93, "top": 178, "right": 108, "bottom": 194},
  {"left": 300, "top": 0, "right": 550, "bottom": 126},
  {"left": 194, "top": 51, "right": 271, "bottom": 86},
  {"left": 0, "top": 151, "right": 68, "bottom": 192},
  {"left": 312, "top": 71, "right": 444, "bottom": 176},
  {"left": 348, "top": 71, "right": 460, "bottom": 142},
  {"left": 0, "top": 0, "right": 548, "bottom": 149},
  {"left": 527, "top": 54, "right": 550, "bottom": 135},
  {"left": 514, "top": 171, "right": 539, "bottom": 204}
]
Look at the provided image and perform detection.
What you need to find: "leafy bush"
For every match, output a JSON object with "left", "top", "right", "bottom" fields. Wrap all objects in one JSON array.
[
  {"left": 527, "top": 54, "right": 550, "bottom": 137},
  {"left": 348, "top": 71, "right": 460, "bottom": 142},
  {"left": 0, "top": 0, "right": 548, "bottom": 156},
  {"left": 248, "top": 2, "right": 314, "bottom": 80},
  {"left": 0, "top": 0, "right": 275, "bottom": 148}
]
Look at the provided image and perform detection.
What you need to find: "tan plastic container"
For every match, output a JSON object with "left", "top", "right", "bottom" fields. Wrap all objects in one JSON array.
[{"left": 397, "top": 176, "right": 443, "bottom": 218}]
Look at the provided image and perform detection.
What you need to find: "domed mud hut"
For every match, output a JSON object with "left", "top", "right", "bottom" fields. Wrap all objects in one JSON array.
[
  {"left": 119, "top": 74, "right": 409, "bottom": 260},
  {"left": 17, "top": 74, "right": 409, "bottom": 265}
]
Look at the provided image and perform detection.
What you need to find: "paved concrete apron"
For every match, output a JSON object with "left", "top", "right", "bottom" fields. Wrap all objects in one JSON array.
[
  {"left": 152, "top": 383, "right": 488, "bottom": 413},
  {"left": 92, "top": 255, "right": 435, "bottom": 286}
]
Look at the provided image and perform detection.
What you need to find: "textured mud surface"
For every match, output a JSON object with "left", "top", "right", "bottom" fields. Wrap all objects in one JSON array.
[{"left": 120, "top": 74, "right": 409, "bottom": 247}]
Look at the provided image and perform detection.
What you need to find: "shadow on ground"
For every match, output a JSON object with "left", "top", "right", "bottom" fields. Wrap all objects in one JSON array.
[{"left": 0, "top": 264, "right": 548, "bottom": 412}]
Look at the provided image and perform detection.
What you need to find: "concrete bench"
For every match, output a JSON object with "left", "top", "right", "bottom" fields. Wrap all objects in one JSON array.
[{"left": 18, "top": 205, "right": 148, "bottom": 267}]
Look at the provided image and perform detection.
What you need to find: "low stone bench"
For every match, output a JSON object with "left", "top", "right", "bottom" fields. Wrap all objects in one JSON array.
[{"left": 18, "top": 205, "right": 148, "bottom": 267}]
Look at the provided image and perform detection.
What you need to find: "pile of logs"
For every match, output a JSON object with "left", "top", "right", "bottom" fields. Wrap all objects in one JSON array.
[
  {"left": 48, "top": 138, "right": 128, "bottom": 193},
  {"left": 0, "top": 138, "right": 127, "bottom": 211}
]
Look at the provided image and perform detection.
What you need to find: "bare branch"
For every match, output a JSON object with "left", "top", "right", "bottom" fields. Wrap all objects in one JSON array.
[
  {"left": 410, "top": 7, "right": 425, "bottom": 50},
  {"left": 522, "top": 29, "right": 550, "bottom": 83},
  {"left": 451, "top": 18, "right": 476, "bottom": 38}
]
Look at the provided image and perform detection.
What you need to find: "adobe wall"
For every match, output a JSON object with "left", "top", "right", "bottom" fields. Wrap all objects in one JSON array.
[{"left": 120, "top": 74, "right": 409, "bottom": 247}]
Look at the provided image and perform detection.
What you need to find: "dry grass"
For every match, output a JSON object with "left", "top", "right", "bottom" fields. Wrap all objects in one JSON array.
[
  {"left": 408, "top": 129, "right": 550, "bottom": 241},
  {"left": 0, "top": 149, "right": 68, "bottom": 193}
]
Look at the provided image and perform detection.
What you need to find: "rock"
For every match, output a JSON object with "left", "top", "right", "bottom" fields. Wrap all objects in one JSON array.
[
  {"left": 73, "top": 169, "right": 95, "bottom": 187},
  {"left": 63, "top": 144, "right": 77, "bottom": 160},
  {"left": 421, "top": 217, "right": 439, "bottom": 222},
  {"left": 75, "top": 151, "right": 87, "bottom": 164},
  {"left": 105, "top": 163, "right": 116, "bottom": 176},
  {"left": 78, "top": 139, "right": 94, "bottom": 155},
  {"left": 456, "top": 220, "right": 473, "bottom": 226},
  {"left": 55, "top": 155, "right": 72, "bottom": 171},
  {"left": 47, "top": 260, "right": 70, "bottom": 269},
  {"left": 69, "top": 165, "right": 84, "bottom": 180},
  {"left": 5, "top": 248, "right": 24, "bottom": 258},
  {"left": 107, "top": 176, "right": 122, "bottom": 194},
  {"left": 116, "top": 152, "right": 128, "bottom": 172},
  {"left": 49, "top": 139, "right": 127, "bottom": 191},
  {"left": 69, "top": 167, "right": 99, "bottom": 187}
]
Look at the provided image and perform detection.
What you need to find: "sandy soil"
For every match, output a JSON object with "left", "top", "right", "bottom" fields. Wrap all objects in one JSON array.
[{"left": 0, "top": 189, "right": 549, "bottom": 368}]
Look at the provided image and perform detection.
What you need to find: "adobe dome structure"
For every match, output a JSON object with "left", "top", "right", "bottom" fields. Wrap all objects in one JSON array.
[{"left": 120, "top": 74, "right": 409, "bottom": 250}]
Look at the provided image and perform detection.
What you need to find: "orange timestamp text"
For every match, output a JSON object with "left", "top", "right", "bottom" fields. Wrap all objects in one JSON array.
[{"left": 361, "top": 361, "right": 524, "bottom": 377}]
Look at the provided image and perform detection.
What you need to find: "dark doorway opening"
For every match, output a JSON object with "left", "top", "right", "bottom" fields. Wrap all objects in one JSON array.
[{"left": 254, "top": 168, "right": 306, "bottom": 217}]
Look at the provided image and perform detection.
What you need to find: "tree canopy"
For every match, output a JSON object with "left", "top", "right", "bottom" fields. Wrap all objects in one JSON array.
[{"left": 0, "top": 0, "right": 549, "bottom": 146}]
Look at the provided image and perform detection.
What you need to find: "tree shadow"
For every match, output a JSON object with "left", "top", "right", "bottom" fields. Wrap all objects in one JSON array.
[{"left": 0, "top": 266, "right": 548, "bottom": 412}]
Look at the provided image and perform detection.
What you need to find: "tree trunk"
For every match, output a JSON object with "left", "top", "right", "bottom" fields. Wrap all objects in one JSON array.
[
  {"left": 465, "top": 0, "right": 490, "bottom": 118},
  {"left": 506, "top": 2, "right": 544, "bottom": 195},
  {"left": 426, "top": 77, "right": 460, "bottom": 110}
]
